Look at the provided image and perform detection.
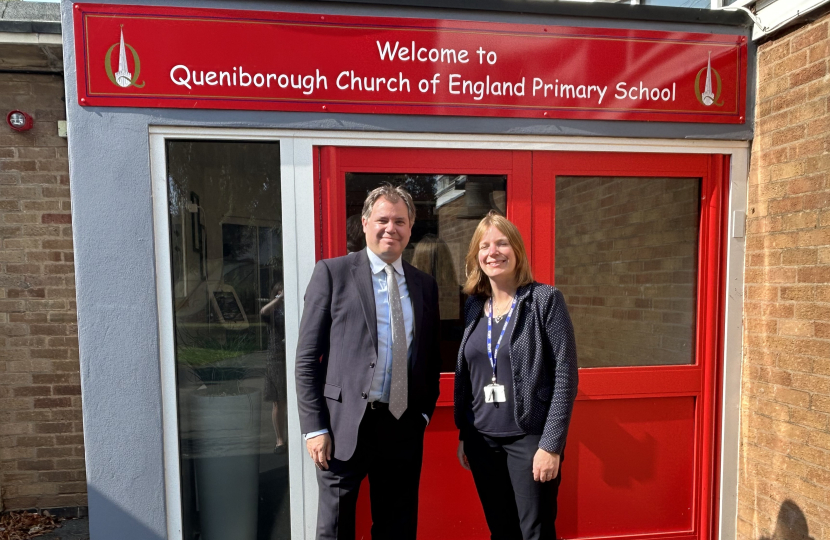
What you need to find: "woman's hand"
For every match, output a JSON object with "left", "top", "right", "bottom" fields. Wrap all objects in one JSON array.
[
  {"left": 457, "top": 441, "right": 471, "bottom": 470},
  {"left": 532, "top": 449, "right": 560, "bottom": 482}
]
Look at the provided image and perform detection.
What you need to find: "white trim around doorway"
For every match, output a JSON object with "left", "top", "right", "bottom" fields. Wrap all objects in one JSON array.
[{"left": 148, "top": 127, "right": 749, "bottom": 540}]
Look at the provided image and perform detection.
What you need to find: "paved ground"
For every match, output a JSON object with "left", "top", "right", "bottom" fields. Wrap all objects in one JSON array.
[{"left": 38, "top": 518, "right": 89, "bottom": 540}]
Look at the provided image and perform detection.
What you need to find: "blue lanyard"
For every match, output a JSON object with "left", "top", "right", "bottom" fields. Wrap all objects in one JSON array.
[{"left": 487, "top": 296, "right": 516, "bottom": 384}]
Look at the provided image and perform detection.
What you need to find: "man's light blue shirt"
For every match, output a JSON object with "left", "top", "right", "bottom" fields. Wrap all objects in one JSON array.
[{"left": 365, "top": 248, "right": 415, "bottom": 403}]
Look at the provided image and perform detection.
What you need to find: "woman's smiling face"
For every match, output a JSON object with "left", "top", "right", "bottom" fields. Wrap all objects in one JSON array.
[{"left": 478, "top": 226, "right": 517, "bottom": 282}]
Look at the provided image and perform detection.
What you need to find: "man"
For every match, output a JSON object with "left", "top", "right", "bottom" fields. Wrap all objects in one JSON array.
[{"left": 296, "top": 184, "right": 442, "bottom": 540}]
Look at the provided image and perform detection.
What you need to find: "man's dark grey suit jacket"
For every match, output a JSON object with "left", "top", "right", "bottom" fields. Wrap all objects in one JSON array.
[{"left": 295, "top": 248, "right": 442, "bottom": 461}]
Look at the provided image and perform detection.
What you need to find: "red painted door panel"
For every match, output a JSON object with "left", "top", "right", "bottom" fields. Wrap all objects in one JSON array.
[
  {"left": 315, "top": 147, "right": 727, "bottom": 540},
  {"left": 559, "top": 397, "right": 697, "bottom": 537}
]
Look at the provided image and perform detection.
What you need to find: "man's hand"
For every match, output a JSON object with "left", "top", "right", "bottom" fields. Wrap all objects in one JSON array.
[
  {"left": 307, "top": 433, "right": 332, "bottom": 470},
  {"left": 532, "top": 449, "right": 560, "bottom": 483},
  {"left": 457, "top": 441, "right": 470, "bottom": 470}
]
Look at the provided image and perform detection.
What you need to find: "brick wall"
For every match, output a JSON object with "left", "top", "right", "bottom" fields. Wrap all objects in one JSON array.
[
  {"left": 0, "top": 72, "right": 86, "bottom": 511},
  {"left": 554, "top": 176, "right": 700, "bottom": 368},
  {"left": 739, "top": 13, "right": 830, "bottom": 540}
]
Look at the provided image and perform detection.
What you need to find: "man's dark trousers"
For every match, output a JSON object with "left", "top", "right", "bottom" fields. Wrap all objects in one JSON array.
[{"left": 316, "top": 405, "right": 426, "bottom": 540}]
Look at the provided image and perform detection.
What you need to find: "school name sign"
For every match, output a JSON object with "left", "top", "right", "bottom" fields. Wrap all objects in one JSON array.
[{"left": 74, "top": 4, "right": 748, "bottom": 123}]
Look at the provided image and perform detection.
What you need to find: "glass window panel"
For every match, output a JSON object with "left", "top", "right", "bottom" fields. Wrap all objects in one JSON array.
[
  {"left": 167, "top": 140, "right": 289, "bottom": 540},
  {"left": 345, "top": 173, "right": 507, "bottom": 373},
  {"left": 554, "top": 176, "right": 700, "bottom": 368}
]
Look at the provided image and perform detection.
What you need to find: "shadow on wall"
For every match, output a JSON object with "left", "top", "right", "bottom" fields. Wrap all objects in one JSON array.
[
  {"left": 760, "top": 500, "right": 814, "bottom": 540},
  {"left": 88, "top": 486, "right": 165, "bottom": 540}
]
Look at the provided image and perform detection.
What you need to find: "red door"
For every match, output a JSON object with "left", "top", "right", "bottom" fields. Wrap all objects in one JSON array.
[
  {"left": 314, "top": 147, "right": 727, "bottom": 540},
  {"left": 532, "top": 152, "right": 728, "bottom": 540}
]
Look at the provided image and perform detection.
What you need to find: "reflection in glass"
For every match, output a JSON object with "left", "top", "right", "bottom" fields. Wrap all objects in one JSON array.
[
  {"left": 567, "top": 0, "right": 711, "bottom": 6},
  {"left": 555, "top": 176, "right": 700, "bottom": 368},
  {"left": 345, "top": 174, "right": 506, "bottom": 373},
  {"left": 167, "top": 141, "right": 289, "bottom": 540}
]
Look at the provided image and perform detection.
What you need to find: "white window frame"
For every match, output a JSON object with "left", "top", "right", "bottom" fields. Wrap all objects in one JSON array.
[{"left": 149, "top": 128, "right": 749, "bottom": 540}]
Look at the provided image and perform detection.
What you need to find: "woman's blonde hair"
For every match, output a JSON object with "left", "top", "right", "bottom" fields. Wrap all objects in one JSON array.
[{"left": 463, "top": 211, "right": 533, "bottom": 296}]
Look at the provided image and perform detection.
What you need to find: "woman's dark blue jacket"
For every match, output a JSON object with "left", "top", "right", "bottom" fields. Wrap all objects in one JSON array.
[{"left": 454, "top": 282, "right": 579, "bottom": 454}]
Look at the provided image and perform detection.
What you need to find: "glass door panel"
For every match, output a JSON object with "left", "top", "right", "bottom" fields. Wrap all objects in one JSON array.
[
  {"left": 555, "top": 175, "right": 701, "bottom": 368},
  {"left": 344, "top": 173, "right": 506, "bottom": 373},
  {"left": 167, "top": 140, "right": 290, "bottom": 540}
]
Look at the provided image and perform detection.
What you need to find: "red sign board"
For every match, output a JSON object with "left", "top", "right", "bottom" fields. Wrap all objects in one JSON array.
[{"left": 73, "top": 3, "right": 747, "bottom": 123}]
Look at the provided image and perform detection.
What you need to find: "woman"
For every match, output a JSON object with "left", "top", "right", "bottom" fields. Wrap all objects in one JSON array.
[
  {"left": 261, "top": 282, "right": 288, "bottom": 454},
  {"left": 454, "top": 211, "right": 578, "bottom": 540},
  {"left": 411, "top": 233, "right": 459, "bottom": 320}
]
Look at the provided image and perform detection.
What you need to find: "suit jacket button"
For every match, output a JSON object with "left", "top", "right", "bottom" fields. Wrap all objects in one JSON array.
[
  {"left": 361, "top": 392, "right": 368, "bottom": 399},
  {"left": 369, "top": 363, "right": 375, "bottom": 368}
]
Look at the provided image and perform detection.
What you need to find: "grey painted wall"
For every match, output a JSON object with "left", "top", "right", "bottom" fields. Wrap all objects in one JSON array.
[{"left": 61, "top": 1, "right": 755, "bottom": 538}]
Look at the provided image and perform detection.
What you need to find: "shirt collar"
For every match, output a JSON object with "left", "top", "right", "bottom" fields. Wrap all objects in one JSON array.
[{"left": 366, "top": 248, "right": 404, "bottom": 276}]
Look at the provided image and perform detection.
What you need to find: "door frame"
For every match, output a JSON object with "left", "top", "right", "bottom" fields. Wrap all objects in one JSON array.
[
  {"left": 315, "top": 146, "right": 727, "bottom": 540},
  {"left": 148, "top": 127, "right": 747, "bottom": 540}
]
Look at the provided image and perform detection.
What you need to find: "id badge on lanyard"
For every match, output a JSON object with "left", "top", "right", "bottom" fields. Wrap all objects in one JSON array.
[
  {"left": 484, "top": 296, "right": 516, "bottom": 404},
  {"left": 484, "top": 383, "right": 506, "bottom": 403}
]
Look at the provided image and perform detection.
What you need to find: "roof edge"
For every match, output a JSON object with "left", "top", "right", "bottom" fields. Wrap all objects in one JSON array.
[
  {"left": 0, "top": 20, "right": 61, "bottom": 34},
  {"left": 303, "top": 0, "right": 754, "bottom": 28}
]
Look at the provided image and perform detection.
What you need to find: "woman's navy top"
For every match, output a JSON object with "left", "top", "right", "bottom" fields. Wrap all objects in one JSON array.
[{"left": 463, "top": 311, "right": 523, "bottom": 437}]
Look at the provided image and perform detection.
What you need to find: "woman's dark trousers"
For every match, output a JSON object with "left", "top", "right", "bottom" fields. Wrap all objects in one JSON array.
[{"left": 464, "top": 431, "right": 562, "bottom": 540}]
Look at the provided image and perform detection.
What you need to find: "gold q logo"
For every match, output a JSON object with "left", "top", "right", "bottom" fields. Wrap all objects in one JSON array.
[
  {"left": 105, "top": 26, "right": 145, "bottom": 88},
  {"left": 695, "top": 52, "right": 722, "bottom": 107}
]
